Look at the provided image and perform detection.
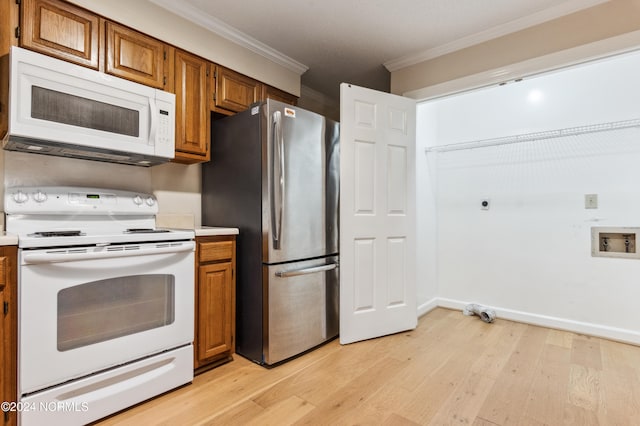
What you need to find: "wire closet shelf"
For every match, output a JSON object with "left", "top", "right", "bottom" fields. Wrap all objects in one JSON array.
[{"left": 424, "top": 118, "right": 640, "bottom": 154}]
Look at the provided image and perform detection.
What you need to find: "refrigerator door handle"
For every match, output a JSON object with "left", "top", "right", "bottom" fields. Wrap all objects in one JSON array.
[
  {"left": 275, "top": 263, "right": 338, "bottom": 278},
  {"left": 272, "top": 110, "right": 285, "bottom": 250}
]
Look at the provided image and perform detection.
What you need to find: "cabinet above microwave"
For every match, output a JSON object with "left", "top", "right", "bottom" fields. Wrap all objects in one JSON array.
[{"left": 3, "top": 47, "right": 176, "bottom": 167}]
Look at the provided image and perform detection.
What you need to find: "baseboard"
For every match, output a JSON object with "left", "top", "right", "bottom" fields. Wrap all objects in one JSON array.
[
  {"left": 417, "top": 297, "right": 439, "bottom": 317},
  {"left": 433, "top": 297, "right": 640, "bottom": 346}
]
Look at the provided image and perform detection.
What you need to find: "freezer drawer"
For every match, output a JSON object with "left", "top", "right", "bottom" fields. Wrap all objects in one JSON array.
[{"left": 264, "top": 256, "right": 339, "bottom": 364}]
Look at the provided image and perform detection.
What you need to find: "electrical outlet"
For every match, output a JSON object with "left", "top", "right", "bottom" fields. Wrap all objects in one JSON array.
[
  {"left": 585, "top": 194, "right": 598, "bottom": 209},
  {"left": 480, "top": 199, "right": 490, "bottom": 210}
]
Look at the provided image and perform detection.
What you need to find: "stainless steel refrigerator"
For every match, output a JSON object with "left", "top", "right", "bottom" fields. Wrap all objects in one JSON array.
[{"left": 202, "top": 99, "right": 339, "bottom": 365}]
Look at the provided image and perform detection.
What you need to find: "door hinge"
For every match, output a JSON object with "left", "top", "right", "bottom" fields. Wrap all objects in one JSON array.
[
  {"left": 206, "top": 69, "right": 209, "bottom": 77},
  {"left": 15, "top": 0, "right": 21, "bottom": 5},
  {"left": 3, "top": 301, "right": 8, "bottom": 315},
  {"left": 214, "top": 70, "right": 217, "bottom": 79},
  {"left": 163, "top": 76, "right": 166, "bottom": 86},
  {"left": 163, "top": 50, "right": 167, "bottom": 60},
  {"left": 213, "top": 93, "right": 216, "bottom": 102},
  {"left": 14, "top": 26, "right": 20, "bottom": 39}
]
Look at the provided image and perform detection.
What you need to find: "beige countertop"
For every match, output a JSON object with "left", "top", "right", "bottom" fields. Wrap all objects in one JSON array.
[
  {"left": 195, "top": 227, "right": 239, "bottom": 237},
  {"left": 0, "top": 232, "right": 19, "bottom": 246},
  {"left": 155, "top": 214, "right": 238, "bottom": 237}
]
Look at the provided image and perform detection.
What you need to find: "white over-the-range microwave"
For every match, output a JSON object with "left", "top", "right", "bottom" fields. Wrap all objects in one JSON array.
[{"left": 3, "top": 46, "right": 175, "bottom": 166}]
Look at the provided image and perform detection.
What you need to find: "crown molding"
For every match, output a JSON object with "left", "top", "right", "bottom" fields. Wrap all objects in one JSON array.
[
  {"left": 149, "top": 0, "right": 308, "bottom": 75},
  {"left": 384, "top": 0, "right": 610, "bottom": 72},
  {"left": 403, "top": 29, "right": 640, "bottom": 101}
]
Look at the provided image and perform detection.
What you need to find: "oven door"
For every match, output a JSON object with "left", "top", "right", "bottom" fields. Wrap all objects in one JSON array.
[{"left": 18, "top": 241, "right": 195, "bottom": 395}]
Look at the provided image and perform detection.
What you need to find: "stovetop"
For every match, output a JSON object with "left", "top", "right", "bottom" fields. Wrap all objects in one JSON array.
[
  {"left": 5, "top": 186, "right": 195, "bottom": 248},
  {"left": 15, "top": 228, "right": 195, "bottom": 248}
]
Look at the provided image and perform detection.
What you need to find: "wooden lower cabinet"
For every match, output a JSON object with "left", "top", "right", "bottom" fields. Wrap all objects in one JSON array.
[
  {"left": 194, "top": 235, "right": 236, "bottom": 372},
  {"left": 0, "top": 247, "right": 17, "bottom": 426}
]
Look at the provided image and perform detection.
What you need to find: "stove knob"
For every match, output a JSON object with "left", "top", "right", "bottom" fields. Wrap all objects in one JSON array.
[
  {"left": 33, "top": 190, "right": 48, "bottom": 203},
  {"left": 145, "top": 196, "right": 156, "bottom": 207},
  {"left": 133, "top": 195, "right": 143, "bottom": 206},
  {"left": 13, "top": 190, "right": 28, "bottom": 204}
]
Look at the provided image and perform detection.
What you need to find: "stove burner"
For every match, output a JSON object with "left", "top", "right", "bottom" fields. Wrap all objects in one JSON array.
[
  {"left": 29, "top": 230, "right": 84, "bottom": 237},
  {"left": 124, "top": 228, "right": 171, "bottom": 234}
]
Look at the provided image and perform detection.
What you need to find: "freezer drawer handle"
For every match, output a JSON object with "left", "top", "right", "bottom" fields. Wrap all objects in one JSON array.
[{"left": 275, "top": 263, "right": 338, "bottom": 278}]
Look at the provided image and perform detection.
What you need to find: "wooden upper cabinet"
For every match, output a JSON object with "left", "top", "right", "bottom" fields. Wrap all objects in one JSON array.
[
  {"left": 173, "top": 49, "right": 210, "bottom": 163},
  {"left": 214, "top": 66, "right": 260, "bottom": 113},
  {"left": 261, "top": 84, "right": 297, "bottom": 105},
  {"left": 105, "top": 21, "right": 166, "bottom": 89},
  {"left": 20, "top": 0, "right": 102, "bottom": 70}
]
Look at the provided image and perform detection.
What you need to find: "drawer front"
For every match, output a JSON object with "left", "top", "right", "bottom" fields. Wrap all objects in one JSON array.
[{"left": 199, "top": 241, "right": 234, "bottom": 263}]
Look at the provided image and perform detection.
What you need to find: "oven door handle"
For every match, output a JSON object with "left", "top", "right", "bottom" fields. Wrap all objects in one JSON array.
[{"left": 22, "top": 242, "right": 195, "bottom": 264}]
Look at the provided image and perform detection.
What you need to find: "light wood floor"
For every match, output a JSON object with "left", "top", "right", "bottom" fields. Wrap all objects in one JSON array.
[{"left": 97, "top": 308, "right": 640, "bottom": 425}]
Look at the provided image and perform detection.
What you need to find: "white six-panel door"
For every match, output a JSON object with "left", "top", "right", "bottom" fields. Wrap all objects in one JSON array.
[{"left": 339, "top": 83, "right": 417, "bottom": 344}]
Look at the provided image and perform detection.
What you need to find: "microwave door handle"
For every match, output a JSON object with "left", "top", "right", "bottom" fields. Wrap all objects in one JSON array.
[{"left": 148, "top": 97, "right": 158, "bottom": 144}]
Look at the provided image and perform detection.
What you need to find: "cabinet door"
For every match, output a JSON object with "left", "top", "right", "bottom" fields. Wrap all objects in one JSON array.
[
  {"left": 0, "top": 249, "right": 17, "bottom": 426},
  {"left": 0, "top": 284, "right": 4, "bottom": 426},
  {"left": 105, "top": 21, "right": 165, "bottom": 88},
  {"left": 197, "top": 262, "right": 234, "bottom": 361},
  {"left": 262, "top": 84, "right": 297, "bottom": 105},
  {"left": 214, "top": 66, "right": 260, "bottom": 113},
  {"left": 173, "top": 50, "right": 209, "bottom": 161},
  {"left": 21, "top": 0, "right": 102, "bottom": 69}
]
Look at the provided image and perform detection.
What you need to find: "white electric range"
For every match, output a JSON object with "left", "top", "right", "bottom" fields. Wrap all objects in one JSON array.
[{"left": 5, "top": 186, "right": 195, "bottom": 426}]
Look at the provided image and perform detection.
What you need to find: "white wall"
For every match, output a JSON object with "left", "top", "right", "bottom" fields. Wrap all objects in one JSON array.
[
  {"left": 3, "top": 151, "right": 151, "bottom": 192},
  {"left": 3, "top": 152, "right": 203, "bottom": 227},
  {"left": 415, "top": 106, "right": 439, "bottom": 314},
  {"left": 418, "top": 48, "right": 640, "bottom": 343}
]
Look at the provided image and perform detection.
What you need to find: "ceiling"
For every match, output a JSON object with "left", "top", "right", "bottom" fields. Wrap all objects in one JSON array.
[{"left": 151, "top": 0, "right": 607, "bottom": 100}]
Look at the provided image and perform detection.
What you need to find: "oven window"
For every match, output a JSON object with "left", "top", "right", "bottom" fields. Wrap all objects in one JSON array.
[
  {"left": 57, "top": 274, "right": 175, "bottom": 351},
  {"left": 31, "top": 86, "right": 140, "bottom": 137}
]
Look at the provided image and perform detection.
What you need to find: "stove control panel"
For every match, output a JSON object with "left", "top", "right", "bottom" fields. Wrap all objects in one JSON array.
[{"left": 4, "top": 186, "right": 159, "bottom": 215}]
